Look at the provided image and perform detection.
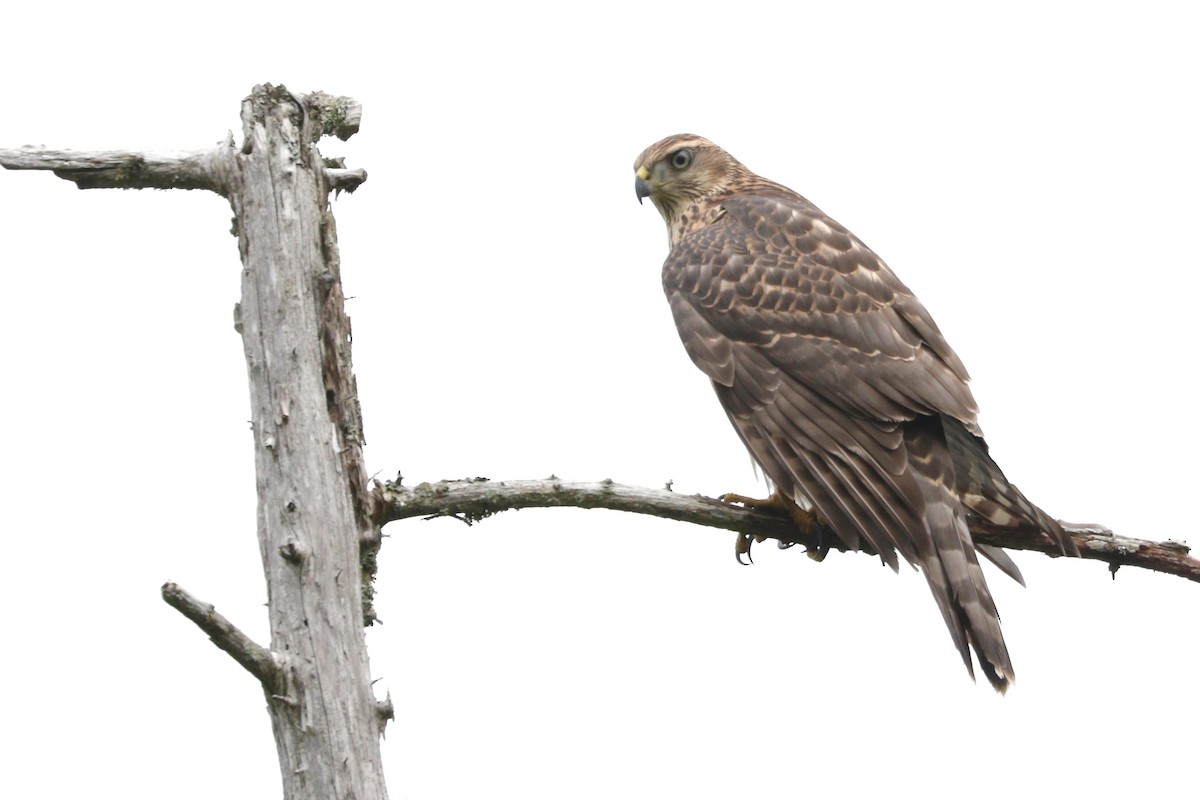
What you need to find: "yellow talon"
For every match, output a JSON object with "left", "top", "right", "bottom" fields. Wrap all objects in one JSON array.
[{"left": 721, "top": 489, "right": 829, "bottom": 561}]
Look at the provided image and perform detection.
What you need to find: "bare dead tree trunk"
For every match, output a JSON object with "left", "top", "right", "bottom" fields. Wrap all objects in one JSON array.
[
  {"left": 228, "top": 87, "right": 387, "bottom": 799},
  {"left": 2, "top": 84, "right": 387, "bottom": 800}
]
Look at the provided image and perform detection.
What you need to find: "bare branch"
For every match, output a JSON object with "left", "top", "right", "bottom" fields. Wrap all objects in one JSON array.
[
  {"left": 0, "top": 141, "right": 236, "bottom": 194},
  {"left": 375, "top": 477, "right": 1199, "bottom": 583},
  {"left": 375, "top": 692, "right": 395, "bottom": 737},
  {"left": 0, "top": 91, "right": 361, "bottom": 195},
  {"left": 161, "top": 582, "right": 282, "bottom": 690},
  {"left": 303, "top": 92, "right": 363, "bottom": 141},
  {"left": 328, "top": 167, "right": 367, "bottom": 193}
]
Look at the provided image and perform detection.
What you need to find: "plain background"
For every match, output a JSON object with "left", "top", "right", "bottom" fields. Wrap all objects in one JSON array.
[{"left": 2, "top": 2, "right": 1196, "bottom": 797}]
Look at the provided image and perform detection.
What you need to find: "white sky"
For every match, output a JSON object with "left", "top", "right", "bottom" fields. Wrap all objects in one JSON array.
[{"left": 2, "top": 2, "right": 1197, "bottom": 798}]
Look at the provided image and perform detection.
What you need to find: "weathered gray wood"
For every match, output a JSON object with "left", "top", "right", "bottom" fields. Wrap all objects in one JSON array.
[
  {"left": 161, "top": 582, "right": 283, "bottom": 690},
  {"left": 2, "top": 84, "right": 387, "bottom": 800},
  {"left": 0, "top": 93, "right": 361, "bottom": 194},
  {"left": 228, "top": 85, "right": 386, "bottom": 800},
  {"left": 0, "top": 143, "right": 236, "bottom": 192},
  {"left": 377, "top": 477, "right": 1199, "bottom": 582}
]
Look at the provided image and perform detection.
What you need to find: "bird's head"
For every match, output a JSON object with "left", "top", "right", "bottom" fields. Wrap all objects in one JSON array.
[{"left": 633, "top": 134, "right": 749, "bottom": 235}]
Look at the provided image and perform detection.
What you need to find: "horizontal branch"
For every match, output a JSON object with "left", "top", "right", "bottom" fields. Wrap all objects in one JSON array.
[
  {"left": 374, "top": 477, "right": 1199, "bottom": 583},
  {"left": 161, "top": 582, "right": 283, "bottom": 690},
  {"left": 0, "top": 142, "right": 235, "bottom": 194},
  {"left": 1, "top": 94, "right": 361, "bottom": 197}
]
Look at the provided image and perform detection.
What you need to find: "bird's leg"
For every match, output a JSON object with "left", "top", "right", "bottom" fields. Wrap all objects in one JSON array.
[{"left": 720, "top": 490, "right": 830, "bottom": 564}]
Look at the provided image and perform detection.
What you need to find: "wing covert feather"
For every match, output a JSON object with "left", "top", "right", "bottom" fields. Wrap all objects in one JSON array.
[
  {"left": 663, "top": 192, "right": 979, "bottom": 428},
  {"left": 648, "top": 150, "right": 1070, "bottom": 691}
]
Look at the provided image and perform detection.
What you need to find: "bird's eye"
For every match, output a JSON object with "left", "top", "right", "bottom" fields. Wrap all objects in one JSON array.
[{"left": 669, "top": 149, "right": 693, "bottom": 170}]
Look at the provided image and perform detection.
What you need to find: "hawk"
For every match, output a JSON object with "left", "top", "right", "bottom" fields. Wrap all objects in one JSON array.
[{"left": 634, "top": 134, "right": 1077, "bottom": 692}]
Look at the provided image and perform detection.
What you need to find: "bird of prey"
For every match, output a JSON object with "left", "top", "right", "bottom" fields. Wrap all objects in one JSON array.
[{"left": 634, "top": 134, "right": 1078, "bottom": 692}]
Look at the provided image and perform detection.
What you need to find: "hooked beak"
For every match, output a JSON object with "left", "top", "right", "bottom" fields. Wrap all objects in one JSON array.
[{"left": 634, "top": 165, "right": 653, "bottom": 205}]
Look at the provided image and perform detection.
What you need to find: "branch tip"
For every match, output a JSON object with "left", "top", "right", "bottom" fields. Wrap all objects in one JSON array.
[{"left": 161, "top": 581, "right": 281, "bottom": 689}]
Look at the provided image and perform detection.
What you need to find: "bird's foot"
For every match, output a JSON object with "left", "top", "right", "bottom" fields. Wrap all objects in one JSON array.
[{"left": 720, "top": 490, "right": 830, "bottom": 564}]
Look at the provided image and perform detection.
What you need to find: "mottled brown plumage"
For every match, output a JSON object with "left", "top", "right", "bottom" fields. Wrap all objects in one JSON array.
[{"left": 634, "top": 134, "right": 1077, "bottom": 691}]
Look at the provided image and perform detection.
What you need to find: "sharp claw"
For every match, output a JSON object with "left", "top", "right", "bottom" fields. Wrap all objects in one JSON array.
[
  {"left": 806, "top": 520, "right": 832, "bottom": 561},
  {"left": 724, "top": 490, "right": 831, "bottom": 563},
  {"left": 735, "top": 532, "right": 754, "bottom": 565}
]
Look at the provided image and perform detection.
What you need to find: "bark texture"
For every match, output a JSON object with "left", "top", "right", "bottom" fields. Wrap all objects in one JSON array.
[
  {"left": 228, "top": 85, "right": 386, "bottom": 800},
  {"left": 2, "top": 84, "right": 386, "bottom": 800},
  {"left": 377, "top": 477, "right": 1199, "bottom": 583}
]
